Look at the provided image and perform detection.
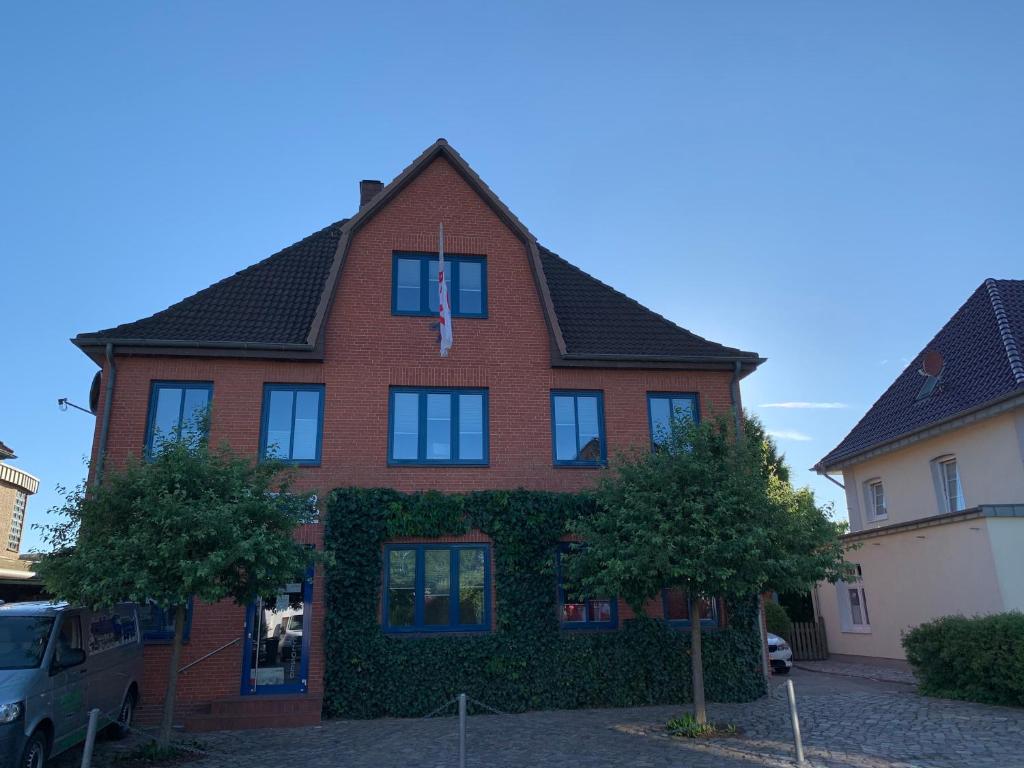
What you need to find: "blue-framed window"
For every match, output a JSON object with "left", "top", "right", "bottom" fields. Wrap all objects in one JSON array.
[
  {"left": 647, "top": 392, "right": 699, "bottom": 448},
  {"left": 551, "top": 391, "right": 606, "bottom": 466},
  {"left": 240, "top": 567, "right": 314, "bottom": 695},
  {"left": 388, "top": 388, "right": 488, "bottom": 465},
  {"left": 391, "top": 252, "right": 487, "bottom": 317},
  {"left": 138, "top": 599, "right": 193, "bottom": 643},
  {"left": 383, "top": 544, "right": 491, "bottom": 633},
  {"left": 259, "top": 384, "right": 325, "bottom": 465},
  {"left": 662, "top": 588, "right": 719, "bottom": 628},
  {"left": 145, "top": 381, "right": 212, "bottom": 457},
  {"left": 556, "top": 546, "right": 617, "bottom": 629}
]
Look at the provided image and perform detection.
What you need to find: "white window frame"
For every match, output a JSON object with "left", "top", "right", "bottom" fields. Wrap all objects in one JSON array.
[
  {"left": 930, "top": 455, "right": 966, "bottom": 514},
  {"left": 862, "top": 478, "right": 887, "bottom": 522},
  {"left": 836, "top": 564, "right": 871, "bottom": 634}
]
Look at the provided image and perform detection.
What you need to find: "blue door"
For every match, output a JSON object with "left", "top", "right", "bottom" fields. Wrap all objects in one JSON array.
[{"left": 240, "top": 568, "right": 313, "bottom": 695}]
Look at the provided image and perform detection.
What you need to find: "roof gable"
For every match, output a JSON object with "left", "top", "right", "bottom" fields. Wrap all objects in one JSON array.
[
  {"left": 74, "top": 141, "right": 760, "bottom": 370},
  {"left": 817, "top": 279, "right": 1024, "bottom": 470}
]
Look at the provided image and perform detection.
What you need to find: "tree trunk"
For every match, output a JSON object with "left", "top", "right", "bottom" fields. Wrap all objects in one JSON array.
[
  {"left": 689, "top": 593, "right": 707, "bottom": 725},
  {"left": 158, "top": 605, "right": 186, "bottom": 748}
]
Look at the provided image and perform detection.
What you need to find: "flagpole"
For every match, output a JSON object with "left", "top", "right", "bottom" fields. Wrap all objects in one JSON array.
[{"left": 438, "top": 222, "right": 453, "bottom": 357}]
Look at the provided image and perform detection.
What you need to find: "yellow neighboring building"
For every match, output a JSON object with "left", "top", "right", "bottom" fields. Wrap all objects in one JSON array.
[
  {"left": 0, "top": 440, "right": 41, "bottom": 598},
  {"left": 815, "top": 279, "right": 1024, "bottom": 660}
]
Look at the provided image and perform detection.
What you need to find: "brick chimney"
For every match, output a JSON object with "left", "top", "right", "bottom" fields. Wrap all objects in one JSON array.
[{"left": 359, "top": 179, "right": 384, "bottom": 208}]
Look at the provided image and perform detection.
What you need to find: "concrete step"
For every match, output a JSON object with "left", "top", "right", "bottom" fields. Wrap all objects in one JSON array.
[
  {"left": 183, "top": 709, "right": 321, "bottom": 732},
  {"left": 209, "top": 694, "right": 322, "bottom": 716},
  {"left": 182, "top": 694, "right": 322, "bottom": 731}
]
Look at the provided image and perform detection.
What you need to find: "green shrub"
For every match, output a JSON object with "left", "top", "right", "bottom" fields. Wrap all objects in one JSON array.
[
  {"left": 323, "top": 487, "right": 766, "bottom": 718},
  {"left": 764, "top": 601, "right": 792, "bottom": 641},
  {"left": 666, "top": 712, "right": 738, "bottom": 738},
  {"left": 903, "top": 612, "right": 1024, "bottom": 707}
]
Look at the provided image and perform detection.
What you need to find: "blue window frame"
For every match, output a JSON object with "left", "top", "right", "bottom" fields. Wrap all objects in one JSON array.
[
  {"left": 662, "top": 588, "right": 719, "bottom": 628},
  {"left": 647, "top": 392, "right": 699, "bottom": 449},
  {"left": 391, "top": 252, "right": 487, "bottom": 318},
  {"left": 259, "top": 384, "right": 325, "bottom": 465},
  {"left": 139, "top": 599, "right": 193, "bottom": 643},
  {"left": 550, "top": 391, "right": 606, "bottom": 466},
  {"left": 240, "top": 566, "right": 314, "bottom": 695},
  {"left": 388, "top": 388, "right": 488, "bottom": 465},
  {"left": 556, "top": 546, "right": 617, "bottom": 629},
  {"left": 382, "top": 544, "right": 491, "bottom": 633},
  {"left": 144, "top": 381, "right": 213, "bottom": 457}
]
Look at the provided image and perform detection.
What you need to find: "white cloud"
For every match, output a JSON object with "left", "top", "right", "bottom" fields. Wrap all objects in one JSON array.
[
  {"left": 766, "top": 430, "right": 813, "bottom": 442},
  {"left": 758, "top": 402, "right": 848, "bottom": 410}
]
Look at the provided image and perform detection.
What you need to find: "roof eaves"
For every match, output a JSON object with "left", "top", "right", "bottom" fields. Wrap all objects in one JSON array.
[
  {"left": 815, "top": 387, "right": 1024, "bottom": 472},
  {"left": 843, "top": 504, "right": 1024, "bottom": 543},
  {"left": 71, "top": 337, "right": 315, "bottom": 352}
]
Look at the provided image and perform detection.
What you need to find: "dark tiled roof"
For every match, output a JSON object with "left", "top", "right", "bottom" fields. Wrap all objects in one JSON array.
[
  {"left": 818, "top": 279, "right": 1024, "bottom": 469},
  {"left": 74, "top": 225, "right": 757, "bottom": 364},
  {"left": 538, "top": 247, "right": 758, "bottom": 361},
  {"left": 79, "top": 221, "right": 346, "bottom": 345},
  {"left": 74, "top": 141, "right": 759, "bottom": 367},
  {"left": 0, "top": 441, "right": 15, "bottom": 460}
]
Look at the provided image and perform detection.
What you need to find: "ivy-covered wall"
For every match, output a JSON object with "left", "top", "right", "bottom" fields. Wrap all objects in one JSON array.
[{"left": 323, "top": 488, "right": 765, "bottom": 718}]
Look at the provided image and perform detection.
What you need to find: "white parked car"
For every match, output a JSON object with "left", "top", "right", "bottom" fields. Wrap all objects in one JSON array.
[{"left": 767, "top": 632, "right": 793, "bottom": 674}]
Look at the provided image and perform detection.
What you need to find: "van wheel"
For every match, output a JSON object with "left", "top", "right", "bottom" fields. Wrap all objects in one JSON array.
[
  {"left": 109, "top": 691, "right": 136, "bottom": 740},
  {"left": 20, "top": 730, "right": 47, "bottom": 768}
]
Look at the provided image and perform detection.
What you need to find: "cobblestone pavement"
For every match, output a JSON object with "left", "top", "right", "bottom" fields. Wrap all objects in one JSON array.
[{"left": 57, "top": 669, "right": 1024, "bottom": 768}]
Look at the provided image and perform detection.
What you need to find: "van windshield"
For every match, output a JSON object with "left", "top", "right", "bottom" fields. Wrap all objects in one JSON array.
[{"left": 0, "top": 617, "right": 55, "bottom": 669}]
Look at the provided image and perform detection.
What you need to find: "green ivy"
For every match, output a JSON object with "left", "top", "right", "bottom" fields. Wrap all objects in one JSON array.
[{"left": 323, "top": 487, "right": 765, "bottom": 718}]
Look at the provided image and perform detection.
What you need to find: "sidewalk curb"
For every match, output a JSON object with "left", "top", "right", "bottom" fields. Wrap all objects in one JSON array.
[{"left": 793, "top": 663, "right": 917, "bottom": 686}]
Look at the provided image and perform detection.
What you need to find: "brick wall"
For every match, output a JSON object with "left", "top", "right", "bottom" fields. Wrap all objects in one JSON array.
[{"left": 88, "top": 156, "right": 743, "bottom": 713}]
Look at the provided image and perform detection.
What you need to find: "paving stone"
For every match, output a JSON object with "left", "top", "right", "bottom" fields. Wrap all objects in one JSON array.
[{"left": 53, "top": 670, "right": 1024, "bottom": 768}]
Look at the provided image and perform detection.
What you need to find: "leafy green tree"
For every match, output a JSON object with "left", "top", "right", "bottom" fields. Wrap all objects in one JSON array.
[
  {"left": 35, "top": 426, "right": 318, "bottom": 747},
  {"left": 569, "top": 413, "right": 849, "bottom": 723}
]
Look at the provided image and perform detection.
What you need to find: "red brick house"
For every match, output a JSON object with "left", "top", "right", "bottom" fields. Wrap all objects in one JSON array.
[{"left": 72, "top": 140, "right": 763, "bottom": 729}]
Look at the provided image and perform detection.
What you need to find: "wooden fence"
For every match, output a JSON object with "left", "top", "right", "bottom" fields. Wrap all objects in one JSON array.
[{"left": 789, "top": 618, "right": 829, "bottom": 661}]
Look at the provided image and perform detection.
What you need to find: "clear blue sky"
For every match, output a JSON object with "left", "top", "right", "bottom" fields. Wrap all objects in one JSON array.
[{"left": 3, "top": 2, "right": 1022, "bottom": 551}]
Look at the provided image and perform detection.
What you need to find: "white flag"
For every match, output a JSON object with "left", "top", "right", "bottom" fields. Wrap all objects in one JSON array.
[{"left": 438, "top": 223, "right": 453, "bottom": 357}]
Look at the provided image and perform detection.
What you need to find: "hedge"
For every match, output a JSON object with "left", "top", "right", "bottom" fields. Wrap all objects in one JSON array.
[
  {"left": 903, "top": 612, "right": 1024, "bottom": 707},
  {"left": 322, "top": 487, "right": 766, "bottom": 718}
]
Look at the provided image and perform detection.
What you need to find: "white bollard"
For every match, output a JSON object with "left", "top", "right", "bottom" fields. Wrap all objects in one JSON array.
[
  {"left": 785, "top": 679, "right": 805, "bottom": 765},
  {"left": 458, "top": 693, "right": 467, "bottom": 768},
  {"left": 80, "top": 708, "right": 101, "bottom": 768}
]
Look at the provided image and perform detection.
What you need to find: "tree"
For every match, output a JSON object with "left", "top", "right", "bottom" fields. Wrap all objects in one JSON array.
[
  {"left": 35, "top": 426, "right": 318, "bottom": 747},
  {"left": 569, "top": 412, "right": 850, "bottom": 724}
]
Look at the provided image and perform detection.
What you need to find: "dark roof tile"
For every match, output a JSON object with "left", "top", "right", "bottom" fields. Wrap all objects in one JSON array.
[
  {"left": 818, "top": 279, "right": 1024, "bottom": 469},
  {"left": 538, "top": 247, "right": 757, "bottom": 360},
  {"left": 79, "top": 220, "right": 346, "bottom": 345}
]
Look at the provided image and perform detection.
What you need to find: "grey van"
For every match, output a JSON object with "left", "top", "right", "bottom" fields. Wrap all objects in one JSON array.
[{"left": 0, "top": 602, "right": 142, "bottom": 768}]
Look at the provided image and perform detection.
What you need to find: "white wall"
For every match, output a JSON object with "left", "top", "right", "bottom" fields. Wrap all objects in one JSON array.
[
  {"left": 839, "top": 410, "right": 1024, "bottom": 532},
  {"left": 987, "top": 517, "right": 1024, "bottom": 611},
  {"left": 817, "top": 518, "right": 1004, "bottom": 659}
]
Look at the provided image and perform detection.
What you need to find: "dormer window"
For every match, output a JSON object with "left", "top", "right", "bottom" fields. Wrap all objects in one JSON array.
[
  {"left": 392, "top": 253, "right": 487, "bottom": 317},
  {"left": 863, "top": 479, "right": 887, "bottom": 522}
]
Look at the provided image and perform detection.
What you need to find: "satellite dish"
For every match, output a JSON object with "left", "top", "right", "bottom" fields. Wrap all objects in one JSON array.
[
  {"left": 88, "top": 372, "right": 102, "bottom": 413},
  {"left": 919, "top": 350, "right": 944, "bottom": 377}
]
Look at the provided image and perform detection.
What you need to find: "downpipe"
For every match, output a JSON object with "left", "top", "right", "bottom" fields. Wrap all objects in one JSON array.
[{"left": 93, "top": 343, "right": 116, "bottom": 485}]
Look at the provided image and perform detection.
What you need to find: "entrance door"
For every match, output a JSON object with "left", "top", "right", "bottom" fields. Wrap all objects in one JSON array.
[{"left": 240, "top": 569, "right": 313, "bottom": 695}]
